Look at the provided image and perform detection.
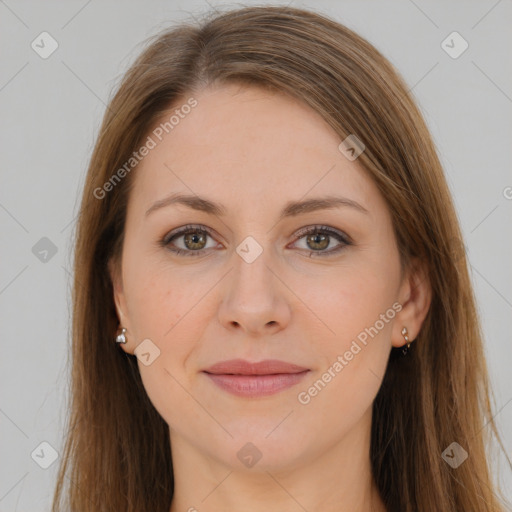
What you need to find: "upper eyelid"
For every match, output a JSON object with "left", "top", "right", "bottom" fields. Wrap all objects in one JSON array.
[
  {"left": 293, "top": 225, "right": 351, "bottom": 243},
  {"left": 164, "top": 224, "right": 350, "bottom": 246}
]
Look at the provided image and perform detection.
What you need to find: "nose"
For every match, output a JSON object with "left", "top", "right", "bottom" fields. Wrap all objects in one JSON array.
[{"left": 217, "top": 243, "right": 291, "bottom": 336}]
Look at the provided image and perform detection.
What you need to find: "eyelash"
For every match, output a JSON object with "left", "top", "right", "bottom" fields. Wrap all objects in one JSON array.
[{"left": 159, "top": 224, "right": 352, "bottom": 258}]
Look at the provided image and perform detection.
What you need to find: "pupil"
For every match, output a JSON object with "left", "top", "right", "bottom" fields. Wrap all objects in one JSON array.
[
  {"left": 182, "top": 231, "right": 331, "bottom": 252},
  {"left": 185, "top": 231, "right": 206, "bottom": 249},
  {"left": 308, "top": 233, "right": 328, "bottom": 250}
]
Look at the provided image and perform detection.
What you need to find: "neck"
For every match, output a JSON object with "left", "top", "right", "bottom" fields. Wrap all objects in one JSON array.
[{"left": 168, "top": 407, "right": 387, "bottom": 512}]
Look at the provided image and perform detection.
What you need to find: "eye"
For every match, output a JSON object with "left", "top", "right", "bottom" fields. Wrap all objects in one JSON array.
[
  {"left": 160, "top": 225, "right": 220, "bottom": 257},
  {"left": 291, "top": 225, "right": 351, "bottom": 256},
  {"left": 160, "top": 224, "right": 351, "bottom": 258}
]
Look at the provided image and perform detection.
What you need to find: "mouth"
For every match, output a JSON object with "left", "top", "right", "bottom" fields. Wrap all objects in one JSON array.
[{"left": 202, "top": 359, "right": 310, "bottom": 397}]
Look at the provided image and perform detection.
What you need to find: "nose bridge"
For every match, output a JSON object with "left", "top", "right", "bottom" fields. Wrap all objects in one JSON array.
[
  {"left": 231, "top": 234, "right": 275, "bottom": 304},
  {"left": 217, "top": 233, "right": 290, "bottom": 333}
]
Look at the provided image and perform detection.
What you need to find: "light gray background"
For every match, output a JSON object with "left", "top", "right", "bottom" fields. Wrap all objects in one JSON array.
[{"left": 1, "top": 0, "right": 511, "bottom": 509}]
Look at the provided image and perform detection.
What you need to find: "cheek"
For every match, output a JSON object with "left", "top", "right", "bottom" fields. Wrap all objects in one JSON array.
[
  {"left": 124, "top": 261, "right": 205, "bottom": 342},
  {"left": 123, "top": 266, "right": 208, "bottom": 428},
  {"left": 296, "top": 259, "right": 397, "bottom": 410},
  {"left": 308, "top": 260, "right": 397, "bottom": 348},
  {"left": 122, "top": 259, "right": 217, "bottom": 359}
]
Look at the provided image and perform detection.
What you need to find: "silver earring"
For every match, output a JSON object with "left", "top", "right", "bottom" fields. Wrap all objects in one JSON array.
[
  {"left": 116, "top": 327, "right": 127, "bottom": 344},
  {"left": 401, "top": 327, "right": 412, "bottom": 356}
]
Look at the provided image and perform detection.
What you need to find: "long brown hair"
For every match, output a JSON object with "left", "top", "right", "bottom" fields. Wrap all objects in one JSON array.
[{"left": 52, "top": 5, "right": 510, "bottom": 511}]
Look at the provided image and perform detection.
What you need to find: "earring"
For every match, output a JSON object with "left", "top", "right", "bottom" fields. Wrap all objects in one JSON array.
[
  {"left": 401, "top": 327, "right": 411, "bottom": 356},
  {"left": 116, "top": 327, "right": 127, "bottom": 344}
]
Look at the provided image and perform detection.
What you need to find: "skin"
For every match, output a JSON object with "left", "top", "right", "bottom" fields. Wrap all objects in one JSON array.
[{"left": 109, "top": 82, "right": 431, "bottom": 511}]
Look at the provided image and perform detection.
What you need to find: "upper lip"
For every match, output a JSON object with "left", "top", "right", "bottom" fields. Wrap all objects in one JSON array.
[{"left": 203, "top": 359, "right": 309, "bottom": 375}]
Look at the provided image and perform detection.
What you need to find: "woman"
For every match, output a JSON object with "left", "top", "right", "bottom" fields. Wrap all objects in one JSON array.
[{"left": 52, "top": 5, "right": 510, "bottom": 511}]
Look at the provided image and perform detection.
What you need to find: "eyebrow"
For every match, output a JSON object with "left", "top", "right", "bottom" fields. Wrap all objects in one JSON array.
[{"left": 145, "top": 193, "right": 369, "bottom": 220}]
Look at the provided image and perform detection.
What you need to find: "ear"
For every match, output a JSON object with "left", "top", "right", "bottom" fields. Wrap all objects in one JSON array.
[
  {"left": 109, "top": 257, "right": 134, "bottom": 354},
  {"left": 391, "top": 257, "right": 432, "bottom": 348}
]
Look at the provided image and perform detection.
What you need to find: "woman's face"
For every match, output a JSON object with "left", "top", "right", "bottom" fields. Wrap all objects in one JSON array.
[{"left": 110, "top": 82, "right": 423, "bottom": 472}]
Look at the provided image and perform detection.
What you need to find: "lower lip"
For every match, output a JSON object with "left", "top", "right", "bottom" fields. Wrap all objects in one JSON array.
[{"left": 204, "top": 371, "right": 310, "bottom": 397}]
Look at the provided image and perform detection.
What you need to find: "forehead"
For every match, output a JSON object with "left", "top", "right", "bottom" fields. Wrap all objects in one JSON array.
[{"left": 128, "top": 83, "right": 384, "bottom": 218}]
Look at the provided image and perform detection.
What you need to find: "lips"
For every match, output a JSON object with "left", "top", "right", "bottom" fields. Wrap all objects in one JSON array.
[
  {"left": 202, "top": 359, "right": 310, "bottom": 397},
  {"left": 203, "top": 359, "right": 309, "bottom": 375}
]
